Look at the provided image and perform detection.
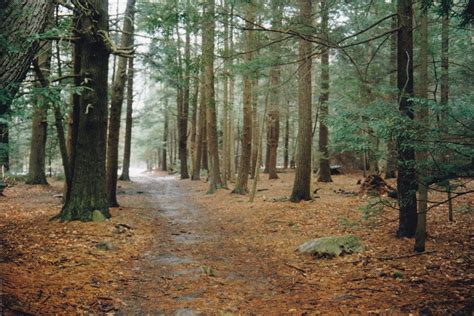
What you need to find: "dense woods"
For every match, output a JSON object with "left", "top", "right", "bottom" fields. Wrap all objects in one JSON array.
[{"left": 0, "top": 0, "right": 472, "bottom": 314}]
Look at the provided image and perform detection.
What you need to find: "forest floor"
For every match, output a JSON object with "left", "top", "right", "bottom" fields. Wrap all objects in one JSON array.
[{"left": 0, "top": 170, "right": 472, "bottom": 315}]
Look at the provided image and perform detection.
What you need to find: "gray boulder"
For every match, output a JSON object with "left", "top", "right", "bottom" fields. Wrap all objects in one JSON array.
[{"left": 297, "top": 234, "right": 364, "bottom": 257}]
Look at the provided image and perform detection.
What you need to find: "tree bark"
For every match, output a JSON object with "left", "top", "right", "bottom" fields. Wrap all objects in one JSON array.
[
  {"left": 192, "top": 61, "right": 205, "bottom": 180},
  {"left": 203, "top": 0, "right": 222, "bottom": 193},
  {"left": 106, "top": 0, "right": 135, "bottom": 207},
  {"left": 0, "top": 0, "right": 54, "bottom": 171},
  {"left": 27, "top": 41, "right": 52, "bottom": 185},
  {"left": 267, "top": 1, "right": 281, "bottom": 180},
  {"left": 177, "top": 19, "right": 190, "bottom": 179},
  {"left": 290, "top": 0, "right": 313, "bottom": 202},
  {"left": 284, "top": 113, "right": 289, "bottom": 169},
  {"left": 386, "top": 14, "right": 398, "bottom": 179},
  {"left": 233, "top": 1, "right": 254, "bottom": 194},
  {"left": 119, "top": 56, "right": 134, "bottom": 181},
  {"left": 396, "top": 0, "right": 417, "bottom": 237},
  {"left": 60, "top": 0, "right": 110, "bottom": 221},
  {"left": 162, "top": 99, "right": 169, "bottom": 171},
  {"left": 414, "top": 12, "right": 429, "bottom": 253},
  {"left": 317, "top": 0, "right": 332, "bottom": 183},
  {"left": 250, "top": 76, "right": 259, "bottom": 179}
]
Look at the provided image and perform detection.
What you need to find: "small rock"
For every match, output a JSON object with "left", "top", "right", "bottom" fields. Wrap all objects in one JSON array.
[
  {"left": 92, "top": 210, "right": 106, "bottom": 222},
  {"left": 96, "top": 241, "right": 115, "bottom": 251},
  {"left": 426, "top": 263, "right": 440, "bottom": 270}
]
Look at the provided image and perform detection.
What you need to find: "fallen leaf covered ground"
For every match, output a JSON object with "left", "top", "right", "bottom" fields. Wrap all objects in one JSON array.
[{"left": 0, "top": 171, "right": 472, "bottom": 315}]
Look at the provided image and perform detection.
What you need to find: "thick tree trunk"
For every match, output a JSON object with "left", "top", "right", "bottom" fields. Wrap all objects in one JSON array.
[
  {"left": 386, "top": 15, "right": 398, "bottom": 179},
  {"left": 233, "top": 1, "right": 254, "bottom": 194},
  {"left": 396, "top": 0, "right": 417, "bottom": 237},
  {"left": 203, "top": 0, "right": 222, "bottom": 193},
  {"left": 60, "top": 0, "right": 110, "bottom": 222},
  {"left": 0, "top": 0, "right": 54, "bottom": 171},
  {"left": 414, "top": 13, "right": 429, "bottom": 253},
  {"left": 317, "top": 0, "right": 332, "bottom": 183},
  {"left": 106, "top": 0, "right": 135, "bottom": 207},
  {"left": 119, "top": 56, "right": 134, "bottom": 181},
  {"left": 27, "top": 42, "right": 52, "bottom": 185},
  {"left": 290, "top": 0, "right": 313, "bottom": 202}
]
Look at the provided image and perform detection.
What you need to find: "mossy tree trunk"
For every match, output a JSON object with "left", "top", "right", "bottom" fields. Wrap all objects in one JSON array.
[
  {"left": 60, "top": 0, "right": 110, "bottom": 222},
  {"left": 0, "top": 0, "right": 54, "bottom": 171}
]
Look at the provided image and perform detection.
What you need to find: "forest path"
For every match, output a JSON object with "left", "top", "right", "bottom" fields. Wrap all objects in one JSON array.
[{"left": 119, "top": 173, "right": 276, "bottom": 315}]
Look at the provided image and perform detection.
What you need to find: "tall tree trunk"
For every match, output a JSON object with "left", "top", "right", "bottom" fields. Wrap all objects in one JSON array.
[
  {"left": 290, "top": 0, "right": 313, "bottom": 202},
  {"left": 119, "top": 56, "right": 134, "bottom": 181},
  {"left": 162, "top": 99, "right": 168, "bottom": 171},
  {"left": 27, "top": 41, "right": 52, "bottom": 185},
  {"left": 60, "top": 0, "right": 110, "bottom": 222},
  {"left": 250, "top": 76, "right": 259, "bottom": 179},
  {"left": 317, "top": 0, "right": 332, "bottom": 183},
  {"left": 386, "top": 14, "right": 398, "bottom": 179},
  {"left": 267, "top": 1, "right": 282, "bottom": 180},
  {"left": 228, "top": 6, "right": 236, "bottom": 181},
  {"left": 284, "top": 113, "right": 289, "bottom": 169},
  {"left": 415, "top": 11, "right": 429, "bottom": 253},
  {"left": 233, "top": 1, "right": 254, "bottom": 194},
  {"left": 396, "top": 0, "right": 417, "bottom": 237},
  {"left": 178, "top": 21, "right": 190, "bottom": 179},
  {"left": 203, "top": 0, "right": 222, "bottom": 193},
  {"left": 222, "top": 0, "right": 230, "bottom": 185},
  {"left": 192, "top": 61, "right": 205, "bottom": 180},
  {"left": 0, "top": 0, "right": 54, "bottom": 171},
  {"left": 190, "top": 56, "right": 200, "bottom": 177},
  {"left": 106, "top": 0, "right": 135, "bottom": 207}
]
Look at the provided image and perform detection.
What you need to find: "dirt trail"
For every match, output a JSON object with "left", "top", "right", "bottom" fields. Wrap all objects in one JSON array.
[{"left": 119, "top": 174, "right": 277, "bottom": 315}]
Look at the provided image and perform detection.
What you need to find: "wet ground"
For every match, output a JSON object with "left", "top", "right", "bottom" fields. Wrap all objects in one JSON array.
[{"left": 118, "top": 175, "right": 277, "bottom": 315}]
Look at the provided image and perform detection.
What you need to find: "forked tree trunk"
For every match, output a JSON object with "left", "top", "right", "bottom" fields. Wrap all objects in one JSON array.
[
  {"left": 0, "top": 0, "right": 54, "bottom": 171},
  {"left": 233, "top": 1, "right": 254, "bottom": 194},
  {"left": 27, "top": 41, "right": 52, "bottom": 185},
  {"left": 290, "top": 0, "right": 313, "bottom": 202},
  {"left": 60, "top": 0, "right": 110, "bottom": 222},
  {"left": 106, "top": 0, "right": 135, "bottom": 207},
  {"left": 396, "top": 0, "right": 417, "bottom": 237},
  {"left": 317, "top": 0, "right": 332, "bottom": 183}
]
